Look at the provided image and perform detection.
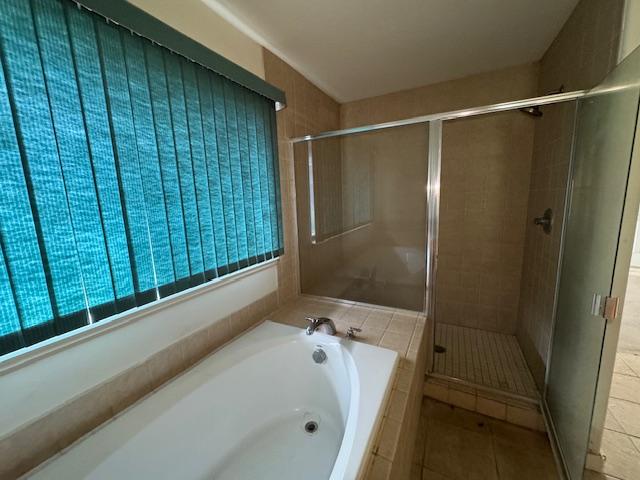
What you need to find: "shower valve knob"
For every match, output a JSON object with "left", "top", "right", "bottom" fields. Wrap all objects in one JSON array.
[{"left": 534, "top": 208, "right": 553, "bottom": 234}]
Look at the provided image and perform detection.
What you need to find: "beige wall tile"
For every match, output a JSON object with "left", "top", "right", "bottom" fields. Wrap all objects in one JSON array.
[
  {"left": 476, "top": 396, "right": 508, "bottom": 420},
  {"left": 377, "top": 418, "right": 402, "bottom": 461},
  {"left": 516, "top": 0, "right": 624, "bottom": 387}
]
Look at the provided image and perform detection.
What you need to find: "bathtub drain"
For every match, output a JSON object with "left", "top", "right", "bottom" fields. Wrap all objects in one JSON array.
[{"left": 304, "top": 421, "right": 319, "bottom": 434}]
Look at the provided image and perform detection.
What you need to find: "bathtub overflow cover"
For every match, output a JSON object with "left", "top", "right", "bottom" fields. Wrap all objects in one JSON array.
[{"left": 305, "top": 421, "right": 319, "bottom": 434}]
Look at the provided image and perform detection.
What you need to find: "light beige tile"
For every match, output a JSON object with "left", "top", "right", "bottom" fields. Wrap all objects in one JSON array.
[
  {"left": 506, "top": 405, "right": 544, "bottom": 431},
  {"left": 423, "top": 421, "right": 498, "bottom": 480},
  {"left": 422, "top": 467, "right": 450, "bottom": 479},
  {"left": 598, "top": 429, "right": 640, "bottom": 480},
  {"left": 603, "top": 408, "right": 625, "bottom": 433},
  {"left": 386, "top": 390, "right": 409, "bottom": 422},
  {"left": 395, "top": 368, "right": 412, "bottom": 393},
  {"left": 424, "top": 382, "right": 449, "bottom": 403},
  {"left": 489, "top": 418, "right": 555, "bottom": 457},
  {"left": 387, "top": 317, "right": 416, "bottom": 336},
  {"left": 106, "top": 363, "right": 153, "bottom": 415},
  {"left": 494, "top": 438, "right": 559, "bottom": 480},
  {"left": 368, "top": 455, "right": 392, "bottom": 480},
  {"left": 147, "top": 341, "right": 184, "bottom": 389},
  {"left": 207, "top": 318, "right": 231, "bottom": 350},
  {"left": 377, "top": 418, "right": 402, "bottom": 461},
  {"left": 583, "top": 469, "right": 621, "bottom": 480},
  {"left": 610, "top": 373, "right": 640, "bottom": 403},
  {"left": 614, "top": 354, "right": 637, "bottom": 376},
  {"left": 423, "top": 398, "right": 492, "bottom": 435},
  {"left": 379, "top": 331, "right": 411, "bottom": 355},
  {"left": 476, "top": 395, "right": 507, "bottom": 420},
  {"left": 364, "top": 310, "right": 393, "bottom": 330},
  {"left": 607, "top": 398, "right": 640, "bottom": 437},
  {"left": 619, "top": 353, "right": 640, "bottom": 377},
  {"left": 358, "top": 326, "right": 385, "bottom": 346},
  {"left": 448, "top": 388, "right": 476, "bottom": 411}
]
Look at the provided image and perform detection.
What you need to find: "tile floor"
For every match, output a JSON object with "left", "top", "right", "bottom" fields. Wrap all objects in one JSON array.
[
  {"left": 617, "top": 269, "right": 640, "bottom": 355},
  {"left": 589, "top": 352, "right": 640, "bottom": 479},
  {"left": 587, "top": 268, "right": 640, "bottom": 480},
  {"left": 411, "top": 397, "right": 558, "bottom": 479},
  {"left": 433, "top": 323, "right": 538, "bottom": 398}
]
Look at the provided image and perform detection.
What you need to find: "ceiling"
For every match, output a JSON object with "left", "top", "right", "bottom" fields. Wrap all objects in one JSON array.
[{"left": 203, "top": 0, "right": 579, "bottom": 103}]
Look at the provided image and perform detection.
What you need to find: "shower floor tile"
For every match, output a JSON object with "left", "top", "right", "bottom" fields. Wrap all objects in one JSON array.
[{"left": 433, "top": 323, "right": 538, "bottom": 399}]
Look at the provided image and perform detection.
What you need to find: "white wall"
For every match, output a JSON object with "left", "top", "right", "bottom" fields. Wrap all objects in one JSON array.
[
  {"left": 620, "top": 0, "right": 640, "bottom": 61},
  {"left": 0, "top": 1, "right": 277, "bottom": 442},
  {"left": 127, "top": 0, "right": 265, "bottom": 79}
]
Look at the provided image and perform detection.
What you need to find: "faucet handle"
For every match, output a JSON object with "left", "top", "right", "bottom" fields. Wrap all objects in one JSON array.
[
  {"left": 347, "top": 326, "right": 362, "bottom": 339},
  {"left": 305, "top": 316, "right": 319, "bottom": 335}
]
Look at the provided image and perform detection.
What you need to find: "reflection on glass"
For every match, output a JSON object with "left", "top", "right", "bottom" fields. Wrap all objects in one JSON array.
[{"left": 295, "top": 124, "right": 428, "bottom": 311}]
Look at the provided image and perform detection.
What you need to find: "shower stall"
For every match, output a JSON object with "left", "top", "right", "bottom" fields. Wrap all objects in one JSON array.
[
  {"left": 292, "top": 48, "right": 640, "bottom": 478},
  {"left": 292, "top": 91, "right": 584, "bottom": 398}
]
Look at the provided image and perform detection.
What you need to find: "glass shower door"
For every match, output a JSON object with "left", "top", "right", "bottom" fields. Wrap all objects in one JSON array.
[
  {"left": 545, "top": 49, "right": 640, "bottom": 479},
  {"left": 294, "top": 124, "right": 428, "bottom": 311}
]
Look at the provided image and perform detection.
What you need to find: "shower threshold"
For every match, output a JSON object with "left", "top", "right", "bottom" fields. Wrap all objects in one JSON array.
[{"left": 432, "top": 323, "right": 539, "bottom": 400}]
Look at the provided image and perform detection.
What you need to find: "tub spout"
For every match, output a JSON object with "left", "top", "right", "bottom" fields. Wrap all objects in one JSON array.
[{"left": 305, "top": 316, "right": 337, "bottom": 336}]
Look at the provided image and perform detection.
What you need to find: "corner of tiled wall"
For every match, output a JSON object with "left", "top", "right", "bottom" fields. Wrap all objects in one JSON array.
[{"left": 262, "top": 48, "right": 342, "bottom": 306}]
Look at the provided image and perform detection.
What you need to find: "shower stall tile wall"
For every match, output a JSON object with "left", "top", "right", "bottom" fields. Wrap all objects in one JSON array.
[
  {"left": 340, "top": 62, "right": 540, "bottom": 334},
  {"left": 516, "top": 0, "right": 625, "bottom": 388}
]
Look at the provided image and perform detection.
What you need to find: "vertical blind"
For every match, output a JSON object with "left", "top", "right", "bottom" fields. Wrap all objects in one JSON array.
[{"left": 0, "top": 0, "right": 283, "bottom": 355}]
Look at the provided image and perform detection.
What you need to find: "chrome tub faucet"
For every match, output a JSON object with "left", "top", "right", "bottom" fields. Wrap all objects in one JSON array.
[{"left": 305, "top": 316, "right": 337, "bottom": 335}]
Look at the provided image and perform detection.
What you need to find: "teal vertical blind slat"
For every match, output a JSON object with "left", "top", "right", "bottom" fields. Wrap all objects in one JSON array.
[
  {"left": 254, "top": 95, "right": 275, "bottom": 258},
  {"left": 143, "top": 43, "right": 190, "bottom": 286},
  {"left": 0, "top": 0, "right": 86, "bottom": 325},
  {"left": 211, "top": 75, "right": 240, "bottom": 269},
  {"left": 0, "top": 53, "right": 53, "bottom": 337},
  {"left": 122, "top": 33, "right": 176, "bottom": 292},
  {"left": 164, "top": 52, "right": 205, "bottom": 284},
  {"left": 64, "top": 3, "right": 134, "bottom": 305},
  {"left": 234, "top": 84, "right": 258, "bottom": 264},
  {"left": 33, "top": 0, "right": 114, "bottom": 312},
  {"left": 244, "top": 91, "right": 266, "bottom": 262},
  {"left": 223, "top": 80, "right": 249, "bottom": 267},
  {"left": 263, "top": 99, "right": 282, "bottom": 255},
  {"left": 196, "top": 69, "right": 229, "bottom": 272},
  {"left": 0, "top": 0, "right": 282, "bottom": 355},
  {"left": 96, "top": 20, "right": 157, "bottom": 298},
  {"left": 182, "top": 60, "right": 218, "bottom": 278}
]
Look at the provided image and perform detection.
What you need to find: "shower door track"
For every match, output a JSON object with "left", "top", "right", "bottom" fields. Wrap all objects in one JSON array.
[{"left": 290, "top": 90, "right": 587, "bottom": 143}]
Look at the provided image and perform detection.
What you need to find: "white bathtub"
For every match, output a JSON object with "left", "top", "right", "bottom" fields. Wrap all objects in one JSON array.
[{"left": 28, "top": 321, "right": 398, "bottom": 480}]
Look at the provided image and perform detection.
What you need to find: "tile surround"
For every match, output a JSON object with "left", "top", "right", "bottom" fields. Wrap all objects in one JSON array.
[
  {"left": 269, "top": 295, "right": 428, "bottom": 480},
  {"left": 424, "top": 376, "right": 546, "bottom": 432}
]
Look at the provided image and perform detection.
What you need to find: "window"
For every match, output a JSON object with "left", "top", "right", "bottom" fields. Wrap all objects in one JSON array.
[{"left": 0, "top": 0, "right": 283, "bottom": 355}]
